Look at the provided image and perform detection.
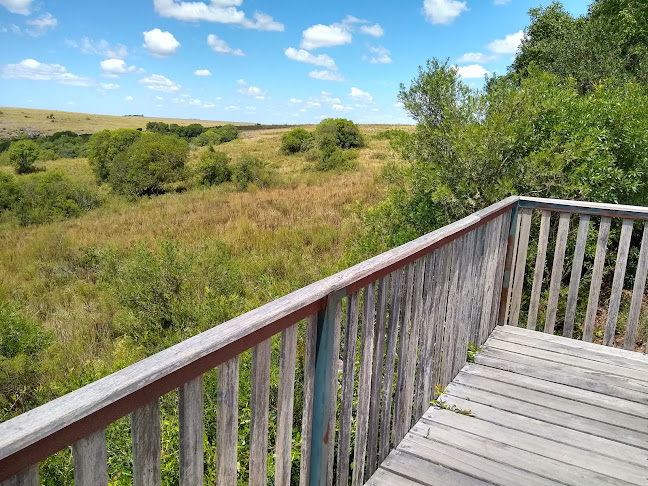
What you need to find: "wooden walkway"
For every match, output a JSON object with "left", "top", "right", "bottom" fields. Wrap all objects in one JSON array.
[{"left": 366, "top": 326, "right": 648, "bottom": 486}]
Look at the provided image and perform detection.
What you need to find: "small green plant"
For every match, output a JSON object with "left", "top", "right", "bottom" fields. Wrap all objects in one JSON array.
[
  {"left": 8, "top": 139, "right": 39, "bottom": 174},
  {"left": 231, "top": 155, "right": 271, "bottom": 190},
  {"left": 467, "top": 341, "right": 481, "bottom": 363},
  {"left": 315, "top": 144, "right": 358, "bottom": 171},
  {"left": 198, "top": 147, "right": 231, "bottom": 186}
]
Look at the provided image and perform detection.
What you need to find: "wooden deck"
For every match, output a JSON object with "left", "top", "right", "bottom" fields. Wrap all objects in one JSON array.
[{"left": 366, "top": 326, "right": 648, "bottom": 486}]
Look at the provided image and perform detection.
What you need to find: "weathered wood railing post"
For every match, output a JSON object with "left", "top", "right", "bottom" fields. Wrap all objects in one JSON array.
[
  {"left": 308, "top": 289, "right": 344, "bottom": 486},
  {"left": 497, "top": 200, "right": 519, "bottom": 326}
]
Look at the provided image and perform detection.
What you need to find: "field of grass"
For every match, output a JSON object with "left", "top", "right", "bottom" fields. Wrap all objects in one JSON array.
[{"left": 0, "top": 106, "right": 254, "bottom": 137}]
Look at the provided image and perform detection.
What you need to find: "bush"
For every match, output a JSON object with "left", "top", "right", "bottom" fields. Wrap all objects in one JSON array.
[
  {"left": 14, "top": 171, "right": 102, "bottom": 225},
  {"left": 196, "top": 125, "right": 240, "bottom": 146},
  {"left": 199, "top": 147, "right": 231, "bottom": 186},
  {"left": 88, "top": 129, "right": 142, "bottom": 183},
  {"left": 280, "top": 128, "right": 314, "bottom": 154},
  {"left": 8, "top": 139, "right": 39, "bottom": 174},
  {"left": 315, "top": 144, "right": 358, "bottom": 171},
  {"left": 314, "top": 118, "right": 365, "bottom": 150},
  {"left": 37, "top": 148, "right": 59, "bottom": 161},
  {"left": 215, "top": 124, "right": 239, "bottom": 143},
  {"left": 108, "top": 132, "right": 188, "bottom": 197},
  {"left": 232, "top": 156, "right": 270, "bottom": 189},
  {"left": 0, "top": 172, "right": 21, "bottom": 213}
]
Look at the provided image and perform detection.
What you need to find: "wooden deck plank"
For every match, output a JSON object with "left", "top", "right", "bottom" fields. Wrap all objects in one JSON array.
[{"left": 367, "top": 326, "right": 648, "bottom": 486}]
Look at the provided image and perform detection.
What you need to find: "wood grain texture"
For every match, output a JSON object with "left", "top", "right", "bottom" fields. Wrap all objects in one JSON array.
[
  {"left": 440, "top": 238, "right": 463, "bottom": 390},
  {"left": 72, "top": 428, "right": 108, "bottom": 486},
  {"left": 335, "top": 292, "right": 360, "bottom": 486},
  {"left": 519, "top": 196, "right": 648, "bottom": 220},
  {"left": 490, "top": 211, "right": 512, "bottom": 334},
  {"left": 299, "top": 315, "right": 317, "bottom": 486},
  {"left": 352, "top": 283, "right": 376, "bottom": 486},
  {"left": 625, "top": 222, "right": 648, "bottom": 351},
  {"left": 508, "top": 208, "right": 533, "bottom": 326},
  {"left": 179, "top": 376, "right": 203, "bottom": 486},
  {"left": 478, "top": 214, "right": 505, "bottom": 343},
  {"left": 564, "top": 215, "right": 590, "bottom": 338},
  {"left": 216, "top": 357, "right": 238, "bottom": 486},
  {"left": 452, "top": 230, "right": 477, "bottom": 379},
  {"left": 430, "top": 245, "right": 453, "bottom": 399},
  {"left": 604, "top": 218, "right": 634, "bottom": 346},
  {"left": 132, "top": 399, "right": 161, "bottom": 486},
  {"left": 527, "top": 211, "right": 551, "bottom": 330},
  {"left": 0, "top": 466, "right": 38, "bottom": 486},
  {"left": 583, "top": 216, "right": 611, "bottom": 342},
  {"left": 249, "top": 340, "right": 271, "bottom": 486},
  {"left": 544, "top": 212, "right": 570, "bottom": 334},
  {"left": 326, "top": 299, "right": 342, "bottom": 484},
  {"left": 501, "top": 208, "right": 522, "bottom": 327}
]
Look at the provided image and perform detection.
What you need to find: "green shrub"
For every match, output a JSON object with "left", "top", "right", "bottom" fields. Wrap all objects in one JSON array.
[
  {"left": 14, "top": 171, "right": 102, "bottom": 225},
  {"left": 0, "top": 172, "right": 21, "bottom": 213},
  {"left": 232, "top": 156, "right": 270, "bottom": 189},
  {"left": 315, "top": 144, "right": 358, "bottom": 171},
  {"left": 108, "top": 132, "right": 188, "bottom": 197},
  {"left": 215, "top": 124, "right": 239, "bottom": 143},
  {"left": 374, "top": 129, "right": 407, "bottom": 140},
  {"left": 280, "top": 128, "right": 314, "bottom": 154},
  {"left": 88, "top": 129, "right": 142, "bottom": 183},
  {"left": 8, "top": 139, "right": 39, "bottom": 174},
  {"left": 0, "top": 302, "right": 51, "bottom": 359},
  {"left": 196, "top": 125, "right": 240, "bottom": 146},
  {"left": 314, "top": 118, "right": 365, "bottom": 150},
  {"left": 199, "top": 147, "right": 231, "bottom": 186},
  {"left": 37, "top": 148, "right": 59, "bottom": 161}
]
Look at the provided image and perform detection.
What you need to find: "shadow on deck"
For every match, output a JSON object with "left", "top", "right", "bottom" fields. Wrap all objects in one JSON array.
[{"left": 368, "top": 326, "right": 648, "bottom": 486}]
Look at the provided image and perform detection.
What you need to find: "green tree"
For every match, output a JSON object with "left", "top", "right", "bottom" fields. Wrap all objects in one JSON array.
[
  {"left": 8, "top": 139, "right": 39, "bottom": 174},
  {"left": 108, "top": 132, "right": 188, "bottom": 197},
  {"left": 0, "top": 172, "right": 22, "bottom": 214},
  {"left": 199, "top": 147, "right": 232, "bottom": 186},
  {"left": 280, "top": 128, "right": 314, "bottom": 154},
  {"left": 87, "top": 129, "right": 142, "bottom": 183},
  {"left": 232, "top": 156, "right": 270, "bottom": 190},
  {"left": 314, "top": 118, "right": 365, "bottom": 150}
]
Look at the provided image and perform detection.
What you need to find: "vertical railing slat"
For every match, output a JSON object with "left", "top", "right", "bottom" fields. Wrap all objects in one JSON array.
[
  {"left": 478, "top": 216, "right": 504, "bottom": 344},
  {"left": 431, "top": 244, "right": 453, "bottom": 398},
  {"left": 250, "top": 340, "right": 271, "bottom": 486},
  {"left": 216, "top": 356, "right": 239, "bottom": 486},
  {"left": 179, "top": 376, "right": 204, "bottom": 486},
  {"left": 0, "top": 465, "right": 39, "bottom": 486},
  {"left": 527, "top": 211, "right": 551, "bottom": 330},
  {"left": 366, "top": 275, "right": 389, "bottom": 478},
  {"left": 326, "top": 300, "right": 342, "bottom": 484},
  {"left": 132, "top": 399, "right": 161, "bottom": 486},
  {"left": 583, "top": 217, "right": 612, "bottom": 342},
  {"left": 335, "top": 293, "right": 360, "bottom": 486},
  {"left": 508, "top": 208, "right": 533, "bottom": 326},
  {"left": 440, "top": 237, "right": 463, "bottom": 389},
  {"left": 491, "top": 211, "right": 513, "bottom": 334},
  {"left": 299, "top": 315, "right": 318, "bottom": 486},
  {"left": 415, "top": 253, "right": 438, "bottom": 419},
  {"left": 468, "top": 225, "right": 487, "bottom": 346},
  {"left": 564, "top": 215, "right": 591, "bottom": 338},
  {"left": 499, "top": 205, "right": 521, "bottom": 327},
  {"left": 73, "top": 428, "right": 108, "bottom": 486},
  {"left": 625, "top": 222, "right": 648, "bottom": 351},
  {"left": 453, "top": 230, "right": 477, "bottom": 378},
  {"left": 378, "top": 269, "right": 403, "bottom": 464},
  {"left": 352, "top": 283, "right": 376, "bottom": 486},
  {"left": 544, "top": 212, "right": 571, "bottom": 334},
  {"left": 275, "top": 324, "right": 299, "bottom": 485},
  {"left": 603, "top": 219, "right": 634, "bottom": 346}
]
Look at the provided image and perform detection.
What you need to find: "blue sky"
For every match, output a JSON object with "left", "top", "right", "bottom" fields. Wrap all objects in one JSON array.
[{"left": 0, "top": 0, "right": 590, "bottom": 124}]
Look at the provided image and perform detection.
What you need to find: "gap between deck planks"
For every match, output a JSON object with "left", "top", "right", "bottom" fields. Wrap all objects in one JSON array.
[{"left": 365, "top": 327, "right": 648, "bottom": 486}]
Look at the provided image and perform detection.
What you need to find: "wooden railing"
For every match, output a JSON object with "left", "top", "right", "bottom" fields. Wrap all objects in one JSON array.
[
  {"left": 3, "top": 195, "right": 647, "bottom": 485},
  {"left": 506, "top": 197, "right": 648, "bottom": 352}
]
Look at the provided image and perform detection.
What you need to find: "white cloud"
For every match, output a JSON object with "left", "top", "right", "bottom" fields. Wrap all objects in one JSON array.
[
  {"left": 68, "top": 38, "right": 128, "bottom": 59},
  {"left": 284, "top": 47, "right": 336, "bottom": 69},
  {"left": 309, "top": 70, "right": 345, "bottom": 82},
  {"left": 320, "top": 91, "right": 341, "bottom": 104},
  {"left": 305, "top": 101, "right": 321, "bottom": 108},
  {"left": 494, "top": 0, "right": 511, "bottom": 4},
  {"left": 1, "top": 58, "right": 93, "bottom": 86},
  {"left": 289, "top": 98, "right": 302, "bottom": 103},
  {"left": 456, "top": 52, "right": 497, "bottom": 64},
  {"left": 455, "top": 64, "right": 489, "bottom": 78},
  {"left": 26, "top": 13, "right": 57, "bottom": 36},
  {"left": 124, "top": 95, "right": 134, "bottom": 101},
  {"left": 202, "top": 102, "right": 215, "bottom": 108},
  {"left": 100, "top": 58, "right": 136, "bottom": 77},
  {"left": 207, "top": 34, "right": 244, "bottom": 56},
  {"left": 349, "top": 87, "right": 374, "bottom": 104},
  {"left": 139, "top": 73, "right": 181, "bottom": 93},
  {"left": 143, "top": 28, "right": 180, "bottom": 57},
  {"left": 423, "top": 0, "right": 467, "bottom": 25},
  {"left": 367, "top": 45, "right": 391, "bottom": 64},
  {"left": 194, "top": 69, "right": 212, "bottom": 76},
  {"left": 360, "top": 23, "right": 384, "bottom": 37},
  {"left": 0, "top": 0, "right": 32, "bottom": 14},
  {"left": 301, "top": 23, "right": 352, "bottom": 50},
  {"left": 100, "top": 82, "right": 120, "bottom": 90},
  {"left": 236, "top": 79, "right": 266, "bottom": 99},
  {"left": 153, "top": 0, "right": 283, "bottom": 31},
  {"left": 189, "top": 98, "right": 202, "bottom": 106},
  {"left": 332, "top": 104, "right": 345, "bottom": 111},
  {"left": 225, "top": 105, "right": 240, "bottom": 110},
  {"left": 488, "top": 30, "right": 524, "bottom": 54}
]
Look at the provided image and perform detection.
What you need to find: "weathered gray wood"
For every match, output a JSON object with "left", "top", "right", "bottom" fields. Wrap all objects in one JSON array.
[
  {"left": 430, "top": 244, "right": 452, "bottom": 399},
  {"left": 508, "top": 207, "right": 533, "bottom": 326},
  {"left": 378, "top": 269, "right": 402, "bottom": 464},
  {"left": 583, "top": 216, "right": 612, "bottom": 342},
  {"left": 326, "top": 299, "right": 342, "bottom": 485},
  {"left": 466, "top": 224, "right": 486, "bottom": 346},
  {"left": 625, "top": 222, "right": 648, "bottom": 351},
  {"left": 179, "top": 376, "right": 203, "bottom": 486},
  {"left": 364, "top": 466, "right": 425, "bottom": 486},
  {"left": 352, "top": 283, "right": 376, "bottom": 486},
  {"left": 544, "top": 211, "right": 570, "bottom": 334},
  {"left": 439, "top": 238, "right": 463, "bottom": 390},
  {"left": 453, "top": 229, "right": 478, "bottom": 379},
  {"left": 502, "top": 208, "right": 522, "bottom": 326},
  {"left": 392, "top": 263, "right": 414, "bottom": 445},
  {"left": 250, "top": 340, "right": 271, "bottom": 486},
  {"left": 527, "top": 210, "right": 551, "bottom": 330},
  {"left": 477, "top": 214, "right": 505, "bottom": 343},
  {"left": 132, "top": 399, "right": 161, "bottom": 486},
  {"left": 519, "top": 196, "right": 648, "bottom": 218},
  {"left": 0, "top": 466, "right": 38, "bottom": 486},
  {"left": 335, "top": 292, "right": 359, "bottom": 486},
  {"left": 564, "top": 214, "right": 590, "bottom": 338},
  {"left": 366, "top": 275, "right": 389, "bottom": 478},
  {"left": 216, "top": 356, "right": 238, "bottom": 486},
  {"left": 491, "top": 210, "right": 512, "bottom": 333},
  {"left": 72, "top": 428, "right": 108, "bottom": 486},
  {"left": 604, "top": 218, "right": 634, "bottom": 346},
  {"left": 299, "top": 315, "right": 317, "bottom": 486},
  {"left": 275, "top": 324, "right": 299, "bottom": 486}
]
